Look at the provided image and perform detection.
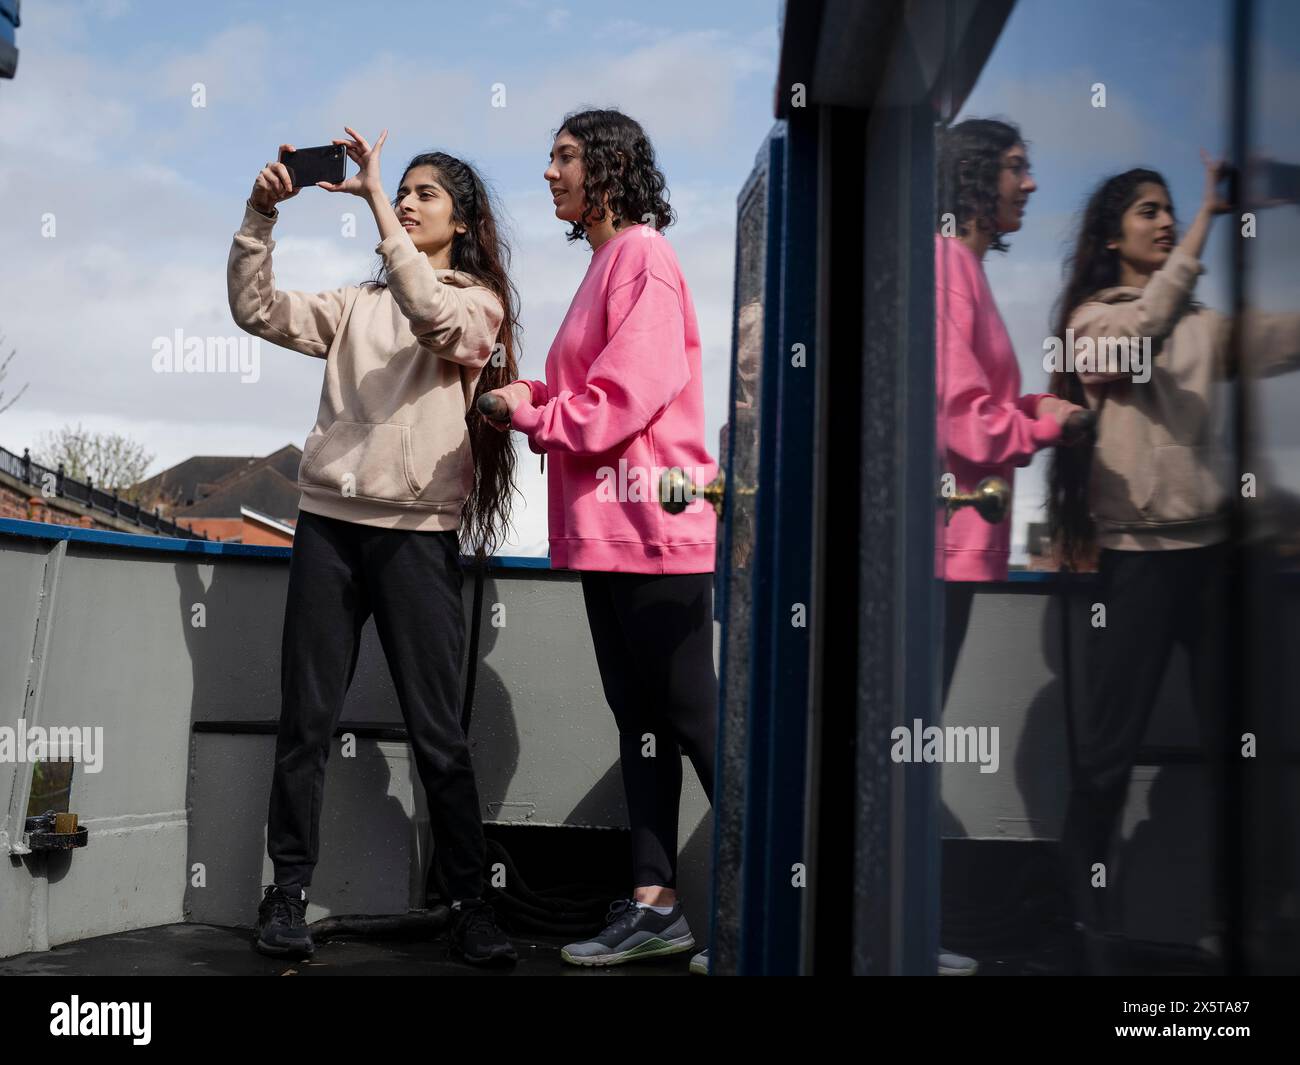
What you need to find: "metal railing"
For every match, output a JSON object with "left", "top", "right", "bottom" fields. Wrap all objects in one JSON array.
[{"left": 0, "top": 445, "right": 210, "bottom": 540}]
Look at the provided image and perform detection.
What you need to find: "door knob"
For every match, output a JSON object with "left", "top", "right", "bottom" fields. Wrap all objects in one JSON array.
[
  {"left": 940, "top": 476, "right": 1010, "bottom": 525},
  {"left": 660, "top": 468, "right": 739, "bottom": 520}
]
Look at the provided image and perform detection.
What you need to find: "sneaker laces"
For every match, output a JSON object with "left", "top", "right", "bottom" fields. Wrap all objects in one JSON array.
[
  {"left": 263, "top": 887, "right": 304, "bottom": 926},
  {"left": 458, "top": 902, "right": 501, "bottom": 937},
  {"left": 605, "top": 899, "right": 633, "bottom": 920},
  {"left": 602, "top": 898, "right": 642, "bottom": 932}
]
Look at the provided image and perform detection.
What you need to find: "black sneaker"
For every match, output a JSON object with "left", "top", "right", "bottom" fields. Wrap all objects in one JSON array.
[
  {"left": 448, "top": 899, "right": 517, "bottom": 966},
  {"left": 254, "top": 884, "right": 315, "bottom": 958}
]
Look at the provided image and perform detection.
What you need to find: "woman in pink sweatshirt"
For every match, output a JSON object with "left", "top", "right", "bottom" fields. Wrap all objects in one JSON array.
[
  {"left": 484, "top": 109, "right": 717, "bottom": 972},
  {"left": 934, "top": 118, "right": 1084, "bottom": 975}
]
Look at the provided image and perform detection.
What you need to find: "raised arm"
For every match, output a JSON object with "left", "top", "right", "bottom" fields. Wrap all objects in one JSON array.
[
  {"left": 1068, "top": 247, "right": 1203, "bottom": 379},
  {"left": 315, "top": 125, "right": 503, "bottom": 368},
  {"left": 372, "top": 228, "right": 503, "bottom": 368},
  {"left": 227, "top": 201, "right": 349, "bottom": 358},
  {"left": 227, "top": 146, "right": 349, "bottom": 357}
]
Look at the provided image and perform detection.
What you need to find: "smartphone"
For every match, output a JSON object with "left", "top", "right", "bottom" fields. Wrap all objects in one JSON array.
[
  {"left": 1261, "top": 160, "right": 1300, "bottom": 203},
  {"left": 1218, "top": 163, "right": 1239, "bottom": 210},
  {"left": 278, "top": 144, "right": 346, "bottom": 189}
]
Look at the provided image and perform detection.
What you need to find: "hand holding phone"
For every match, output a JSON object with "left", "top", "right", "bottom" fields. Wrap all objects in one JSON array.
[
  {"left": 250, "top": 144, "right": 302, "bottom": 213},
  {"left": 1200, "top": 149, "right": 1235, "bottom": 216},
  {"left": 316, "top": 127, "right": 388, "bottom": 199}
]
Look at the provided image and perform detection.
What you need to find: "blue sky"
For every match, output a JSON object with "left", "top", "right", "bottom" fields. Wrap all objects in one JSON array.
[{"left": 0, "top": 0, "right": 780, "bottom": 553}]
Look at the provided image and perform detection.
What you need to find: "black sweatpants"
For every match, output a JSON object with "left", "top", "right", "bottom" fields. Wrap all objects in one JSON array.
[
  {"left": 267, "top": 510, "right": 486, "bottom": 900},
  {"left": 1058, "top": 543, "right": 1230, "bottom": 933},
  {"left": 580, "top": 570, "right": 719, "bottom": 890}
]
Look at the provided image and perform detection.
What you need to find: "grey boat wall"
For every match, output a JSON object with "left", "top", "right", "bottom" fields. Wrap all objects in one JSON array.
[{"left": 4, "top": 519, "right": 1290, "bottom": 958}]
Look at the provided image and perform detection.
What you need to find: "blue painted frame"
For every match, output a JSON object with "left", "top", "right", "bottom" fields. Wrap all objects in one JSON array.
[
  {"left": 737, "top": 115, "right": 819, "bottom": 974},
  {"left": 0, "top": 517, "right": 553, "bottom": 570}
]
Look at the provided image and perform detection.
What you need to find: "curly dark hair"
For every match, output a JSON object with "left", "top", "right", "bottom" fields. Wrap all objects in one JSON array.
[
  {"left": 935, "top": 117, "right": 1024, "bottom": 254},
  {"left": 1046, "top": 167, "right": 1170, "bottom": 570},
  {"left": 554, "top": 108, "right": 674, "bottom": 242},
  {"left": 367, "top": 151, "right": 522, "bottom": 560}
]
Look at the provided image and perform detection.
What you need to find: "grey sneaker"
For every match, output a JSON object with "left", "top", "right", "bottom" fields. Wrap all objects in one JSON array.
[
  {"left": 689, "top": 947, "right": 710, "bottom": 975},
  {"left": 561, "top": 899, "right": 695, "bottom": 967},
  {"left": 938, "top": 946, "right": 978, "bottom": 975}
]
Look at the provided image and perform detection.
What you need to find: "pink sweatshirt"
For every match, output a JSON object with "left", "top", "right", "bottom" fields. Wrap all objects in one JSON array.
[
  {"left": 936, "top": 235, "right": 1061, "bottom": 580},
  {"left": 510, "top": 224, "right": 718, "bottom": 573}
]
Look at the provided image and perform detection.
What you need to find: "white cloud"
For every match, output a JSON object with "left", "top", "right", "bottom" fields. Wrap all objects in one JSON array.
[
  {"left": 154, "top": 25, "right": 272, "bottom": 107},
  {"left": 510, "top": 30, "right": 771, "bottom": 156}
]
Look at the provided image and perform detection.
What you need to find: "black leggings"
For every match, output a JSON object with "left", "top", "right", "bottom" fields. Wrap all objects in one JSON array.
[
  {"left": 1058, "top": 544, "right": 1230, "bottom": 933},
  {"left": 580, "top": 570, "right": 719, "bottom": 890},
  {"left": 267, "top": 510, "right": 486, "bottom": 900}
]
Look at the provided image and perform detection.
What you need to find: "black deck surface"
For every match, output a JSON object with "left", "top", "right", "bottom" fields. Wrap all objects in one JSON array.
[{"left": 0, "top": 922, "right": 692, "bottom": 977}]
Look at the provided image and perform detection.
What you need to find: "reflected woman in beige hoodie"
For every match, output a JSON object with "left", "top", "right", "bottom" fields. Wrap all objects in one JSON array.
[
  {"left": 1047, "top": 154, "right": 1236, "bottom": 971},
  {"left": 228, "top": 127, "right": 520, "bottom": 966}
]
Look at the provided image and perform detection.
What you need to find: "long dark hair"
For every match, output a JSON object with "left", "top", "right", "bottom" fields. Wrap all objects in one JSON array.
[
  {"left": 1046, "top": 167, "right": 1170, "bottom": 569},
  {"left": 936, "top": 117, "right": 1024, "bottom": 254},
  {"left": 368, "top": 151, "right": 521, "bottom": 559},
  {"left": 554, "top": 108, "right": 674, "bottom": 242}
]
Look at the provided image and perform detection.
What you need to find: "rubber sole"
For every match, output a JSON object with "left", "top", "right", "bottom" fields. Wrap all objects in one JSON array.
[
  {"left": 253, "top": 934, "right": 315, "bottom": 959},
  {"left": 561, "top": 933, "right": 696, "bottom": 968}
]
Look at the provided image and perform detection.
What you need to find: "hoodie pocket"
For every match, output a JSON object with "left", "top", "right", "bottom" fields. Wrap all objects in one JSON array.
[
  {"left": 1145, "top": 444, "right": 1224, "bottom": 523},
  {"left": 301, "top": 421, "right": 422, "bottom": 502},
  {"left": 1091, "top": 441, "right": 1155, "bottom": 525}
]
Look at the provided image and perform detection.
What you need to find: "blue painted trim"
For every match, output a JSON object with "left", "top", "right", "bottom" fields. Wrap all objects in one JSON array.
[
  {"left": 0, "top": 517, "right": 288, "bottom": 558},
  {"left": 0, "top": 517, "right": 553, "bottom": 570},
  {"left": 749, "top": 116, "right": 817, "bottom": 975},
  {"left": 739, "top": 128, "right": 789, "bottom": 974},
  {"left": 1006, "top": 569, "right": 1094, "bottom": 583}
]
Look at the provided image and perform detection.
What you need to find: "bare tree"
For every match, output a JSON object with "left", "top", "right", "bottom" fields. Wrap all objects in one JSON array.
[
  {"left": 0, "top": 335, "right": 29, "bottom": 415},
  {"left": 34, "top": 424, "right": 155, "bottom": 498}
]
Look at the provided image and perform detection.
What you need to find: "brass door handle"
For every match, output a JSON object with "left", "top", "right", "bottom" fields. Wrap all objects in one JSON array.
[
  {"left": 660, "top": 468, "right": 741, "bottom": 520},
  {"left": 940, "top": 475, "right": 1010, "bottom": 525}
]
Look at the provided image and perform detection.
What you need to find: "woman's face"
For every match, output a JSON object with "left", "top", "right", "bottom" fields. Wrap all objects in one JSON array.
[
  {"left": 1109, "top": 182, "right": 1176, "bottom": 274},
  {"left": 544, "top": 129, "right": 586, "bottom": 224},
  {"left": 993, "top": 142, "right": 1037, "bottom": 233},
  {"left": 394, "top": 165, "right": 464, "bottom": 255}
]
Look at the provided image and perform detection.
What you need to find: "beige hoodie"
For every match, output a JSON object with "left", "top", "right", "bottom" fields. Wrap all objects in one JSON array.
[
  {"left": 1070, "top": 247, "right": 1300, "bottom": 550},
  {"left": 227, "top": 200, "right": 504, "bottom": 533}
]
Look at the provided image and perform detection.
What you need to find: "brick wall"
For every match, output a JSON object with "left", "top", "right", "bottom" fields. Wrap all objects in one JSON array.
[{"left": 0, "top": 478, "right": 98, "bottom": 529}]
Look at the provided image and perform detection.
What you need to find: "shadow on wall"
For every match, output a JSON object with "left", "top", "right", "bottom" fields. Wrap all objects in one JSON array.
[{"left": 175, "top": 556, "right": 524, "bottom": 924}]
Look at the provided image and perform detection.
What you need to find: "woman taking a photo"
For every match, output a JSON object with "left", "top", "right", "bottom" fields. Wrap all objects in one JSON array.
[
  {"left": 483, "top": 108, "right": 718, "bottom": 973},
  {"left": 229, "top": 127, "right": 520, "bottom": 966},
  {"left": 1047, "top": 155, "right": 1235, "bottom": 971},
  {"left": 934, "top": 117, "right": 1086, "bottom": 975}
]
